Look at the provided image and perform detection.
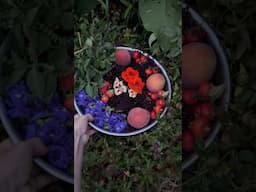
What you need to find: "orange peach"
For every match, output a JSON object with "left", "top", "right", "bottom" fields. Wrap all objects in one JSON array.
[
  {"left": 127, "top": 107, "right": 150, "bottom": 129},
  {"left": 182, "top": 43, "right": 216, "bottom": 88},
  {"left": 115, "top": 49, "right": 131, "bottom": 66},
  {"left": 146, "top": 73, "right": 166, "bottom": 92}
]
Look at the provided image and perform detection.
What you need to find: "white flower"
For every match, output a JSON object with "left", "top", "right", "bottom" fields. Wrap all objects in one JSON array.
[{"left": 113, "top": 77, "right": 127, "bottom": 96}]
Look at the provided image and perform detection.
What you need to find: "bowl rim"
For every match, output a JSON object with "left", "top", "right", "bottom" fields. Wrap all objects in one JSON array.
[
  {"left": 182, "top": 4, "right": 231, "bottom": 170},
  {"left": 74, "top": 46, "right": 172, "bottom": 137}
]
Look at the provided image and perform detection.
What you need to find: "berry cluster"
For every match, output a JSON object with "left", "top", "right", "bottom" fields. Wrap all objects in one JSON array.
[{"left": 182, "top": 81, "right": 215, "bottom": 152}]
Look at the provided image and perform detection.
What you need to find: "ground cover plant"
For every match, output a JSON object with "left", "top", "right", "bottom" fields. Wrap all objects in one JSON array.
[{"left": 75, "top": 0, "right": 182, "bottom": 191}]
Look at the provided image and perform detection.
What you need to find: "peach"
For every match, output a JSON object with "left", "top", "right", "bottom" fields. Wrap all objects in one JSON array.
[
  {"left": 127, "top": 107, "right": 150, "bottom": 129},
  {"left": 182, "top": 43, "right": 216, "bottom": 88},
  {"left": 146, "top": 73, "right": 166, "bottom": 92},
  {"left": 115, "top": 49, "right": 131, "bottom": 66}
]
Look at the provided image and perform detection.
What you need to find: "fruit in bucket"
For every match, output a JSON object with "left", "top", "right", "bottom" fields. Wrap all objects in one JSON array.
[
  {"left": 182, "top": 42, "right": 216, "bottom": 88},
  {"left": 127, "top": 107, "right": 150, "bottom": 129},
  {"left": 146, "top": 73, "right": 166, "bottom": 92},
  {"left": 115, "top": 49, "right": 131, "bottom": 66}
]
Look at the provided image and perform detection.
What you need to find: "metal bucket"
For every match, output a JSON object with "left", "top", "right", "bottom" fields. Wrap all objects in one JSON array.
[
  {"left": 74, "top": 46, "right": 172, "bottom": 137},
  {"left": 182, "top": 4, "right": 231, "bottom": 170}
]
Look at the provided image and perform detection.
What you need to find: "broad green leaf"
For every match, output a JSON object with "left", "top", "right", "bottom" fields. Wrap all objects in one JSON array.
[
  {"left": 10, "top": 68, "right": 27, "bottom": 85},
  {"left": 148, "top": 33, "right": 157, "bottom": 47},
  {"left": 24, "top": 7, "right": 39, "bottom": 26},
  {"left": 36, "top": 33, "right": 51, "bottom": 55},
  {"left": 139, "top": 0, "right": 181, "bottom": 56},
  {"left": 75, "top": 0, "right": 99, "bottom": 15},
  {"left": 44, "top": 72, "right": 57, "bottom": 101},
  {"left": 26, "top": 67, "right": 45, "bottom": 98},
  {"left": 86, "top": 84, "right": 93, "bottom": 97}
]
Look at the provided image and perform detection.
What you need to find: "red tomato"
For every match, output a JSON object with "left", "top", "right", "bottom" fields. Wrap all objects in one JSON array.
[
  {"left": 101, "top": 95, "right": 109, "bottom": 103},
  {"left": 105, "top": 90, "right": 114, "bottom": 98},
  {"left": 140, "top": 55, "right": 147, "bottom": 63},
  {"left": 190, "top": 117, "right": 209, "bottom": 137},
  {"left": 193, "top": 103, "right": 213, "bottom": 119},
  {"left": 157, "top": 90, "right": 164, "bottom": 97},
  {"left": 182, "top": 88, "right": 197, "bottom": 105},
  {"left": 199, "top": 81, "right": 211, "bottom": 97},
  {"left": 64, "top": 97, "right": 75, "bottom": 113},
  {"left": 149, "top": 93, "right": 158, "bottom": 100},
  {"left": 132, "top": 51, "right": 140, "bottom": 59},
  {"left": 154, "top": 105, "right": 163, "bottom": 114},
  {"left": 150, "top": 111, "right": 156, "bottom": 120},
  {"left": 156, "top": 99, "right": 165, "bottom": 107},
  {"left": 59, "top": 73, "right": 74, "bottom": 91},
  {"left": 145, "top": 69, "right": 153, "bottom": 75}
]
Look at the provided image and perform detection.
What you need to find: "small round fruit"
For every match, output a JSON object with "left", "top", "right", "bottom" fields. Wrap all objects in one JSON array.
[
  {"left": 157, "top": 90, "right": 164, "bottom": 97},
  {"left": 145, "top": 69, "right": 153, "bottom": 75},
  {"left": 182, "top": 43, "right": 216, "bottom": 88},
  {"left": 64, "top": 97, "right": 75, "bottom": 113},
  {"left": 182, "top": 88, "right": 197, "bottom": 105},
  {"left": 190, "top": 117, "right": 209, "bottom": 137},
  {"left": 101, "top": 95, "right": 109, "bottom": 103},
  {"left": 115, "top": 49, "right": 131, "bottom": 66},
  {"left": 146, "top": 73, "right": 166, "bottom": 92},
  {"left": 59, "top": 73, "right": 74, "bottom": 91},
  {"left": 182, "top": 131, "right": 195, "bottom": 152},
  {"left": 154, "top": 105, "right": 163, "bottom": 114},
  {"left": 132, "top": 51, "right": 140, "bottom": 59},
  {"left": 149, "top": 92, "right": 158, "bottom": 100},
  {"left": 199, "top": 103, "right": 214, "bottom": 119},
  {"left": 150, "top": 111, "right": 156, "bottom": 120},
  {"left": 127, "top": 108, "right": 150, "bottom": 129},
  {"left": 156, "top": 99, "right": 165, "bottom": 107},
  {"left": 140, "top": 55, "right": 147, "bottom": 63},
  {"left": 199, "top": 81, "right": 211, "bottom": 97}
]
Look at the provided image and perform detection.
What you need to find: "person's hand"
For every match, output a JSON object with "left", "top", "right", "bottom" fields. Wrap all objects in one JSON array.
[
  {"left": 0, "top": 138, "right": 56, "bottom": 192},
  {"left": 74, "top": 114, "right": 96, "bottom": 150},
  {"left": 74, "top": 114, "right": 96, "bottom": 192}
]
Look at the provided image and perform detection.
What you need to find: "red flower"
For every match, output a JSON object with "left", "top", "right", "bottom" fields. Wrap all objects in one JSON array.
[
  {"left": 121, "top": 67, "right": 139, "bottom": 82},
  {"left": 128, "top": 77, "right": 145, "bottom": 94}
]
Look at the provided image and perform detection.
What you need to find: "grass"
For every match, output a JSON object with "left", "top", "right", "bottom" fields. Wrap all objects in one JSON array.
[
  {"left": 183, "top": 0, "right": 256, "bottom": 191},
  {"left": 75, "top": 3, "right": 181, "bottom": 192}
]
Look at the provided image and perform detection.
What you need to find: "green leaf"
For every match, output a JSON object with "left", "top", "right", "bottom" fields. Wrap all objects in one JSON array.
[
  {"left": 24, "top": 7, "right": 39, "bottom": 26},
  {"left": 26, "top": 67, "right": 45, "bottom": 98},
  {"left": 139, "top": 0, "right": 181, "bottom": 56},
  {"left": 86, "top": 84, "right": 93, "bottom": 97},
  {"left": 44, "top": 72, "right": 57, "bottom": 101},
  {"left": 75, "top": 0, "right": 99, "bottom": 14},
  {"left": 210, "top": 84, "right": 226, "bottom": 102},
  {"left": 36, "top": 33, "right": 51, "bottom": 55},
  {"left": 10, "top": 68, "right": 27, "bottom": 85},
  {"left": 148, "top": 33, "right": 157, "bottom": 47}
]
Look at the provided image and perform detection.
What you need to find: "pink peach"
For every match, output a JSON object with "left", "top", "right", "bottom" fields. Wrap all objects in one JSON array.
[
  {"left": 127, "top": 107, "right": 150, "bottom": 129},
  {"left": 146, "top": 73, "right": 166, "bottom": 92},
  {"left": 115, "top": 49, "right": 131, "bottom": 66}
]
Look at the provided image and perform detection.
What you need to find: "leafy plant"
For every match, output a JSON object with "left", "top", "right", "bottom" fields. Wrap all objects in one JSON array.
[
  {"left": 74, "top": 14, "right": 125, "bottom": 97},
  {"left": 0, "top": 0, "right": 73, "bottom": 100},
  {"left": 139, "top": 0, "right": 182, "bottom": 58}
]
